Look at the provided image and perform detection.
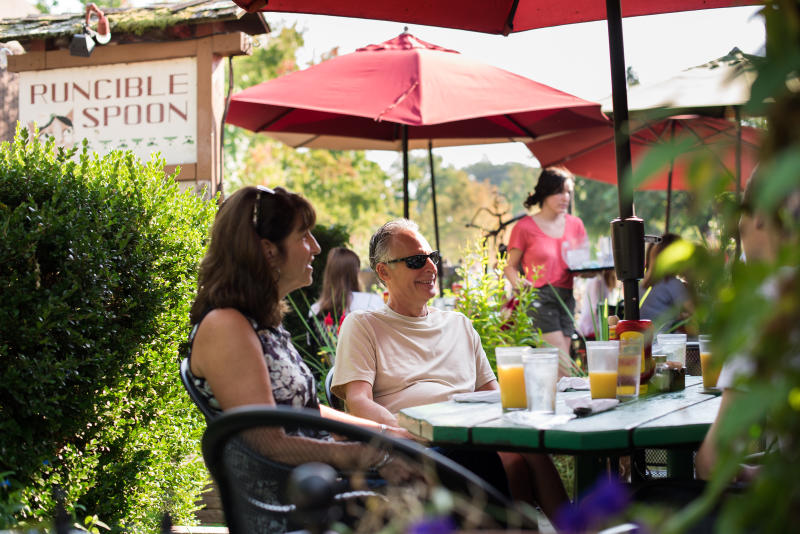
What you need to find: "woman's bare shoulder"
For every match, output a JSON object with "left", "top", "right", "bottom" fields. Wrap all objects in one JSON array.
[
  {"left": 191, "top": 308, "right": 261, "bottom": 376},
  {"left": 199, "top": 308, "right": 253, "bottom": 329}
]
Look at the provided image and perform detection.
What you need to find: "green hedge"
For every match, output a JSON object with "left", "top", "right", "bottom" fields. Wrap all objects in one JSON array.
[{"left": 0, "top": 128, "right": 217, "bottom": 531}]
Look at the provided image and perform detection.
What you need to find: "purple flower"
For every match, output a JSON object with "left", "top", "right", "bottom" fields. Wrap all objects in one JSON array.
[
  {"left": 555, "top": 476, "right": 631, "bottom": 533},
  {"left": 407, "top": 515, "right": 456, "bottom": 534}
]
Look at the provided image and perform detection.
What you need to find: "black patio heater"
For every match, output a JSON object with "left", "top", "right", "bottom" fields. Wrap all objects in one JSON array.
[{"left": 605, "top": 0, "right": 645, "bottom": 320}]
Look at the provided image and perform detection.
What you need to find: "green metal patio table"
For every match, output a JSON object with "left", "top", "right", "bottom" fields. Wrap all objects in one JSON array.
[{"left": 398, "top": 376, "right": 721, "bottom": 495}]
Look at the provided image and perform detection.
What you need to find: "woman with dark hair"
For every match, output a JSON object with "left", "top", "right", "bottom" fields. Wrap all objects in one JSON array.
[
  {"left": 311, "top": 247, "right": 383, "bottom": 319},
  {"left": 504, "top": 167, "right": 587, "bottom": 374},
  {"left": 185, "top": 187, "right": 407, "bottom": 492},
  {"left": 639, "top": 232, "right": 691, "bottom": 334}
]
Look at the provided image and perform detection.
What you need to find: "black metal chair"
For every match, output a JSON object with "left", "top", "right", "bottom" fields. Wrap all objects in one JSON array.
[
  {"left": 179, "top": 356, "right": 218, "bottom": 421},
  {"left": 202, "top": 405, "right": 535, "bottom": 534},
  {"left": 323, "top": 367, "right": 345, "bottom": 411}
]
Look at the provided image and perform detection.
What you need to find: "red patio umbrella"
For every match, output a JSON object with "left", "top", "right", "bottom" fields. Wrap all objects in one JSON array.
[
  {"left": 527, "top": 114, "right": 761, "bottom": 232},
  {"left": 227, "top": 32, "right": 606, "bottom": 155},
  {"left": 232, "top": 0, "right": 747, "bottom": 35},
  {"left": 527, "top": 115, "right": 761, "bottom": 190},
  {"left": 226, "top": 31, "right": 607, "bottom": 215},
  {"left": 227, "top": 32, "right": 608, "bottom": 295}
]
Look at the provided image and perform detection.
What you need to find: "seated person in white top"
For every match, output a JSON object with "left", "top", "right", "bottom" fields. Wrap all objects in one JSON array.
[
  {"left": 310, "top": 247, "right": 384, "bottom": 319},
  {"left": 695, "top": 170, "right": 800, "bottom": 482},
  {"left": 307, "top": 247, "right": 383, "bottom": 358},
  {"left": 332, "top": 219, "right": 568, "bottom": 521}
]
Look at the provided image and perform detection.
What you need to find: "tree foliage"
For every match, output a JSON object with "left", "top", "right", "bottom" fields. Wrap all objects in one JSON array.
[{"left": 402, "top": 154, "right": 501, "bottom": 264}]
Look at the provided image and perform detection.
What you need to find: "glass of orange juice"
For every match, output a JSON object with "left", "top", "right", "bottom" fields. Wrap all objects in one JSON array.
[
  {"left": 496, "top": 347, "right": 530, "bottom": 412},
  {"left": 699, "top": 335, "right": 721, "bottom": 389},
  {"left": 586, "top": 341, "right": 619, "bottom": 399}
]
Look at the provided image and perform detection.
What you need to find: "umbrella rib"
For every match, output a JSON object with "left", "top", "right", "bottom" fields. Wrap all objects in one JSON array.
[
  {"left": 681, "top": 120, "right": 744, "bottom": 177},
  {"left": 686, "top": 120, "right": 760, "bottom": 150},
  {"left": 376, "top": 80, "right": 419, "bottom": 122},
  {"left": 502, "top": 114, "right": 537, "bottom": 139},
  {"left": 503, "top": 0, "right": 521, "bottom": 35},
  {"left": 255, "top": 108, "right": 295, "bottom": 132},
  {"left": 294, "top": 134, "right": 321, "bottom": 148}
]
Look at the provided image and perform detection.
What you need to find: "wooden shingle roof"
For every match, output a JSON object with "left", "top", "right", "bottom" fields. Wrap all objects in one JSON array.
[{"left": 0, "top": 0, "right": 268, "bottom": 50}]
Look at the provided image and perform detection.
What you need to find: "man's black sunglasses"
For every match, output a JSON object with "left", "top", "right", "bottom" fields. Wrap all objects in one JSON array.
[{"left": 385, "top": 251, "right": 440, "bottom": 269}]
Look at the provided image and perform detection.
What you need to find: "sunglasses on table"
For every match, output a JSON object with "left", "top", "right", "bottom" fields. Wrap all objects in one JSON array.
[{"left": 384, "top": 251, "right": 440, "bottom": 269}]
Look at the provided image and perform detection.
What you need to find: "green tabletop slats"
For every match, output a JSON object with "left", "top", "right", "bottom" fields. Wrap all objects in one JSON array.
[
  {"left": 397, "top": 400, "right": 503, "bottom": 443},
  {"left": 471, "top": 417, "right": 542, "bottom": 449},
  {"left": 398, "top": 375, "right": 719, "bottom": 494},
  {"left": 634, "top": 395, "right": 722, "bottom": 447},
  {"left": 542, "top": 384, "right": 712, "bottom": 451},
  {"left": 398, "top": 376, "right": 718, "bottom": 453}
]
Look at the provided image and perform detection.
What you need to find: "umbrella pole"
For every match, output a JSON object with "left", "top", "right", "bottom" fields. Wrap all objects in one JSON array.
[
  {"left": 734, "top": 106, "right": 743, "bottom": 263},
  {"left": 666, "top": 120, "right": 676, "bottom": 233},
  {"left": 428, "top": 141, "right": 444, "bottom": 297},
  {"left": 665, "top": 167, "right": 673, "bottom": 233},
  {"left": 403, "top": 125, "right": 410, "bottom": 219},
  {"left": 605, "top": 0, "right": 643, "bottom": 321}
]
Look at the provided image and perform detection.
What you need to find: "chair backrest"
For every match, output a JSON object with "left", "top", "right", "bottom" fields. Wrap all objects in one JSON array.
[
  {"left": 202, "top": 405, "right": 533, "bottom": 534},
  {"left": 324, "top": 367, "right": 345, "bottom": 411},
  {"left": 179, "top": 356, "right": 218, "bottom": 421}
]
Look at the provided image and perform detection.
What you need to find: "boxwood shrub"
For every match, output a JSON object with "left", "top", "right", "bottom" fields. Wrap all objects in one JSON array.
[{"left": 0, "top": 128, "right": 217, "bottom": 531}]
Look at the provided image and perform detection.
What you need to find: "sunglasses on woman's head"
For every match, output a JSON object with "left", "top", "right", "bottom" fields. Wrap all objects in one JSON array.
[
  {"left": 252, "top": 185, "right": 276, "bottom": 234},
  {"left": 385, "top": 251, "right": 440, "bottom": 269}
]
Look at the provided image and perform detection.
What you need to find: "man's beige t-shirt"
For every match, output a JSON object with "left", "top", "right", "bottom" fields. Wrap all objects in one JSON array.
[{"left": 331, "top": 306, "right": 496, "bottom": 414}]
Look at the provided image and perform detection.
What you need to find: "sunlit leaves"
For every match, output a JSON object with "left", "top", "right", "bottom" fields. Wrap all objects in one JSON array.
[{"left": 0, "top": 127, "right": 215, "bottom": 529}]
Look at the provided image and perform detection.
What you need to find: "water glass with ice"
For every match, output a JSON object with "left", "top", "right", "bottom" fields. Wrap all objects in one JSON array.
[
  {"left": 522, "top": 348, "right": 559, "bottom": 414},
  {"left": 657, "top": 333, "right": 687, "bottom": 366}
]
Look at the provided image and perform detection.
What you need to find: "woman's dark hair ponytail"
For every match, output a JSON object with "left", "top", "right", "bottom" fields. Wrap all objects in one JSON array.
[{"left": 523, "top": 166, "right": 574, "bottom": 209}]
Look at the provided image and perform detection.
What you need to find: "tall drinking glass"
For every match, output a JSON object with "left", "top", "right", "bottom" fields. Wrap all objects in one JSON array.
[
  {"left": 522, "top": 348, "right": 559, "bottom": 414},
  {"left": 617, "top": 333, "right": 643, "bottom": 400},
  {"left": 586, "top": 341, "right": 619, "bottom": 399},
  {"left": 657, "top": 333, "right": 687, "bottom": 366},
  {"left": 496, "top": 347, "right": 530, "bottom": 412},
  {"left": 699, "top": 335, "right": 721, "bottom": 389}
]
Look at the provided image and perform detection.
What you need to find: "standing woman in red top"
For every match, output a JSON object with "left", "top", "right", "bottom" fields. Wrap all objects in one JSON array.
[{"left": 504, "top": 167, "right": 587, "bottom": 375}]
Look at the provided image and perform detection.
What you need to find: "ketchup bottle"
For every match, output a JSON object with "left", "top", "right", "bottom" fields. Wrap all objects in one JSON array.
[{"left": 616, "top": 319, "right": 654, "bottom": 387}]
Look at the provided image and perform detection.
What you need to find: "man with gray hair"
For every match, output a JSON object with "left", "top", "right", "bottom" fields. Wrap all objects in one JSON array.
[
  {"left": 331, "top": 219, "right": 568, "bottom": 520},
  {"left": 332, "top": 218, "right": 491, "bottom": 418}
]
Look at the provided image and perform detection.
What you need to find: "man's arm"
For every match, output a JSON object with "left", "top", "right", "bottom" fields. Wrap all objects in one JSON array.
[
  {"left": 344, "top": 380, "right": 399, "bottom": 426},
  {"left": 477, "top": 379, "right": 499, "bottom": 391}
]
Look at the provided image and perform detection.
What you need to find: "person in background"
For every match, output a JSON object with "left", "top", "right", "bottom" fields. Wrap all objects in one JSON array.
[
  {"left": 639, "top": 233, "right": 692, "bottom": 334},
  {"left": 184, "top": 186, "right": 409, "bottom": 523},
  {"left": 333, "top": 219, "right": 569, "bottom": 522},
  {"left": 307, "top": 247, "right": 384, "bottom": 363},
  {"left": 695, "top": 170, "right": 800, "bottom": 481},
  {"left": 577, "top": 268, "right": 619, "bottom": 339},
  {"left": 310, "top": 246, "right": 383, "bottom": 319},
  {"left": 504, "top": 166, "right": 588, "bottom": 375}
]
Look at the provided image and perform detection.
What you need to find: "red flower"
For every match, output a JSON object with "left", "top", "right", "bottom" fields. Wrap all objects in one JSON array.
[{"left": 324, "top": 312, "right": 334, "bottom": 327}]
